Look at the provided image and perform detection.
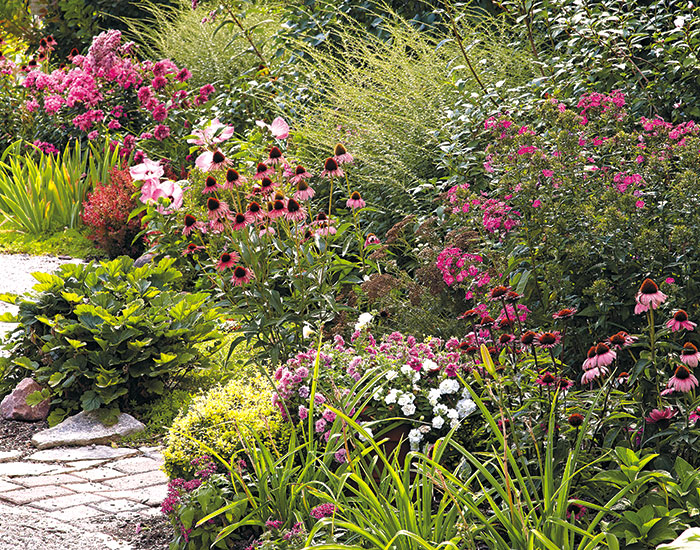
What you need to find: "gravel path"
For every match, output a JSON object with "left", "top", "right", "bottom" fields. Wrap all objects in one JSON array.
[{"left": 0, "top": 254, "right": 82, "bottom": 337}]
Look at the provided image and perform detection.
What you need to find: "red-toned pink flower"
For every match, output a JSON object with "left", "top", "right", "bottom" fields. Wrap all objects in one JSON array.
[
  {"left": 202, "top": 175, "right": 221, "bottom": 194},
  {"left": 285, "top": 198, "right": 305, "bottom": 222},
  {"left": 552, "top": 307, "right": 577, "bottom": 320},
  {"left": 608, "top": 331, "right": 636, "bottom": 349},
  {"left": 666, "top": 310, "right": 697, "bottom": 332},
  {"left": 536, "top": 331, "right": 561, "bottom": 349},
  {"left": 635, "top": 278, "right": 667, "bottom": 314},
  {"left": 206, "top": 197, "right": 229, "bottom": 220},
  {"left": 231, "top": 212, "right": 249, "bottom": 231},
  {"left": 489, "top": 286, "right": 510, "bottom": 301},
  {"left": 246, "top": 201, "right": 265, "bottom": 222},
  {"left": 667, "top": 365, "right": 698, "bottom": 393},
  {"left": 364, "top": 233, "right": 380, "bottom": 247},
  {"left": 264, "top": 146, "right": 285, "bottom": 166},
  {"left": 182, "top": 243, "right": 204, "bottom": 256},
  {"left": 346, "top": 191, "right": 365, "bottom": 209},
  {"left": 290, "top": 165, "right": 312, "bottom": 185},
  {"left": 231, "top": 265, "right": 253, "bottom": 286},
  {"left": 333, "top": 143, "right": 353, "bottom": 165},
  {"left": 216, "top": 251, "right": 239, "bottom": 271},
  {"left": 581, "top": 345, "right": 597, "bottom": 371},
  {"left": 581, "top": 366, "right": 609, "bottom": 384},
  {"left": 259, "top": 177, "right": 276, "bottom": 196},
  {"left": 593, "top": 342, "right": 616, "bottom": 367},
  {"left": 566, "top": 503, "right": 587, "bottom": 521},
  {"left": 294, "top": 180, "right": 315, "bottom": 201},
  {"left": 499, "top": 333, "right": 516, "bottom": 345},
  {"left": 196, "top": 149, "right": 229, "bottom": 172},
  {"left": 535, "top": 371, "right": 557, "bottom": 387},
  {"left": 690, "top": 406, "right": 700, "bottom": 424},
  {"left": 520, "top": 331, "right": 537, "bottom": 346},
  {"left": 254, "top": 162, "right": 275, "bottom": 180},
  {"left": 680, "top": 342, "right": 700, "bottom": 367},
  {"left": 268, "top": 199, "right": 287, "bottom": 219},
  {"left": 645, "top": 407, "right": 677, "bottom": 428},
  {"left": 558, "top": 377, "right": 575, "bottom": 392},
  {"left": 320, "top": 157, "right": 344, "bottom": 178},
  {"left": 182, "top": 214, "right": 205, "bottom": 236},
  {"left": 225, "top": 169, "right": 246, "bottom": 189}
]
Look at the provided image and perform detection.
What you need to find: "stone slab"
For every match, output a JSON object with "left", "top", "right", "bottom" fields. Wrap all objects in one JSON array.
[
  {"left": 27, "top": 446, "right": 138, "bottom": 462},
  {"left": 30, "top": 492, "right": 105, "bottom": 512},
  {"left": 71, "top": 467, "right": 125, "bottom": 482},
  {"left": 102, "top": 470, "right": 167, "bottom": 490},
  {"left": 31, "top": 411, "right": 145, "bottom": 449},
  {"left": 48, "top": 504, "right": 105, "bottom": 522},
  {"left": 0, "top": 484, "right": 74, "bottom": 505},
  {"left": 0, "top": 450, "right": 23, "bottom": 463},
  {"left": 110, "top": 456, "right": 162, "bottom": 475},
  {"left": 91, "top": 498, "right": 148, "bottom": 514},
  {"left": 100, "top": 484, "right": 168, "bottom": 507},
  {"left": 0, "top": 461, "right": 65, "bottom": 477},
  {"left": 60, "top": 481, "right": 108, "bottom": 493},
  {"left": 12, "top": 473, "right": 84, "bottom": 487},
  {"left": 0, "top": 479, "right": 22, "bottom": 492}
]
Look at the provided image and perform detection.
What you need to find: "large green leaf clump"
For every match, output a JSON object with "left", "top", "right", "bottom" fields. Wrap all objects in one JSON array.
[{"left": 0, "top": 256, "right": 222, "bottom": 425}]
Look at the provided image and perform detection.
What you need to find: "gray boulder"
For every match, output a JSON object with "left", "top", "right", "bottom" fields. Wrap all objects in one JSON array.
[{"left": 31, "top": 410, "right": 145, "bottom": 449}]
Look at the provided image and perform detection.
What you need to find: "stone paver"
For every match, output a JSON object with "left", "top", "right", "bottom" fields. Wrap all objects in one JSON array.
[
  {"left": 102, "top": 469, "right": 167, "bottom": 490},
  {"left": 2, "top": 485, "right": 75, "bottom": 505},
  {"left": 110, "top": 455, "right": 162, "bottom": 474},
  {"left": 31, "top": 492, "right": 106, "bottom": 512},
  {"left": 0, "top": 461, "right": 64, "bottom": 477},
  {"left": 28, "top": 445, "right": 138, "bottom": 462},
  {"left": 91, "top": 498, "right": 148, "bottom": 514},
  {"left": 47, "top": 504, "right": 105, "bottom": 522},
  {"left": 0, "top": 450, "right": 22, "bottom": 462},
  {"left": 72, "top": 466, "right": 127, "bottom": 482},
  {"left": 13, "top": 473, "right": 84, "bottom": 487}
]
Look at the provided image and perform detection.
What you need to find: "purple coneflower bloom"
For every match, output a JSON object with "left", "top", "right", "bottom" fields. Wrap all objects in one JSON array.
[
  {"left": 231, "top": 212, "right": 249, "bottom": 231},
  {"left": 333, "top": 143, "right": 353, "bottom": 165},
  {"left": 520, "top": 331, "right": 537, "bottom": 346},
  {"left": 346, "top": 191, "right": 365, "bottom": 209},
  {"left": 668, "top": 365, "right": 698, "bottom": 393},
  {"left": 608, "top": 331, "right": 636, "bottom": 349},
  {"left": 635, "top": 278, "right": 667, "bottom": 314},
  {"left": 216, "top": 252, "right": 239, "bottom": 271},
  {"left": 285, "top": 199, "right": 305, "bottom": 222},
  {"left": 264, "top": 146, "right": 285, "bottom": 166},
  {"left": 182, "top": 214, "right": 203, "bottom": 236},
  {"left": 231, "top": 266, "right": 253, "bottom": 286},
  {"left": 536, "top": 331, "right": 561, "bottom": 349},
  {"left": 680, "top": 342, "right": 700, "bottom": 367},
  {"left": 489, "top": 286, "right": 510, "bottom": 300},
  {"left": 260, "top": 177, "right": 275, "bottom": 196},
  {"left": 320, "top": 157, "right": 344, "bottom": 178},
  {"left": 196, "top": 149, "right": 229, "bottom": 172},
  {"left": 290, "top": 165, "right": 312, "bottom": 185},
  {"left": 666, "top": 310, "right": 697, "bottom": 332},
  {"left": 182, "top": 243, "right": 204, "bottom": 255},
  {"left": 294, "top": 180, "right": 315, "bottom": 201},
  {"left": 225, "top": 168, "right": 246, "bottom": 189},
  {"left": 645, "top": 407, "right": 677, "bottom": 428},
  {"left": 364, "top": 233, "right": 380, "bottom": 247},
  {"left": 535, "top": 371, "right": 557, "bottom": 387},
  {"left": 581, "top": 366, "right": 609, "bottom": 384},
  {"left": 593, "top": 342, "right": 616, "bottom": 367},
  {"left": 581, "top": 345, "right": 597, "bottom": 370},
  {"left": 552, "top": 307, "right": 577, "bottom": 319},
  {"left": 246, "top": 201, "right": 265, "bottom": 222},
  {"left": 202, "top": 175, "right": 220, "bottom": 194},
  {"left": 206, "top": 197, "right": 229, "bottom": 220},
  {"left": 568, "top": 413, "right": 584, "bottom": 428},
  {"left": 254, "top": 162, "right": 275, "bottom": 180},
  {"left": 269, "top": 199, "right": 287, "bottom": 219}
]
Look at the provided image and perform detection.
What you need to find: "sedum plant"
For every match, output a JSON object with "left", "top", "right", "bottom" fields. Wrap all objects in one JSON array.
[{"left": 0, "top": 257, "right": 221, "bottom": 425}]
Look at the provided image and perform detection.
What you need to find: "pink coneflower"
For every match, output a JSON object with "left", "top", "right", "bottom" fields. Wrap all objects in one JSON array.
[
  {"left": 231, "top": 212, "right": 249, "bottom": 231},
  {"left": 552, "top": 307, "right": 577, "bottom": 320},
  {"left": 182, "top": 243, "right": 204, "bottom": 255},
  {"left": 364, "top": 233, "right": 380, "bottom": 247},
  {"left": 608, "top": 331, "right": 636, "bottom": 349},
  {"left": 666, "top": 310, "right": 697, "bottom": 332},
  {"left": 254, "top": 162, "right": 275, "bottom": 180},
  {"left": 568, "top": 413, "right": 584, "bottom": 428},
  {"left": 581, "top": 345, "right": 597, "bottom": 370},
  {"left": 689, "top": 406, "right": 700, "bottom": 424},
  {"left": 581, "top": 366, "right": 609, "bottom": 384},
  {"left": 259, "top": 177, "right": 275, "bottom": 196},
  {"left": 680, "top": 342, "right": 700, "bottom": 367},
  {"left": 285, "top": 198, "right": 305, "bottom": 222},
  {"left": 535, "top": 371, "right": 557, "bottom": 387},
  {"left": 499, "top": 333, "right": 516, "bottom": 345},
  {"left": 505, "top": 291, "right": 521, "bottom": 303},
  {"left": 196, "top": 149, "right": 229, "bottom": 172},
  {"left": 635, "top": 278, "right": 667, "bottom": 314},
  {"left": 667, "top": 365, "right": 698, "bottom": 393},
  {"left": 216, "top": 252, "right": 239, "bottom": 270},
  {"left": 294, "top": 180, "right": 315, "bottom": 201},
  {"left": 320, "top": 157, "right": 344, "bottom": 178},
  {"left": 346, "top": 191, "right": 365, "bottom": 209},
  {"left": 478, "top": 315, "right": 495, "bottom": 327},
  {"left": 290, "top": 165, "right": 312, "bottom": 185},
  {"left": 202, "top": 176, "right": 221, "bottom": 194},
  {"left": 231, "top": 265, "right": 253, "bottom": 286},
  {"left": 566, "top": 503, "right": 587, "bottom": 521},
  {"left": 269, "top": 199, "right": 287, "bottom": 219},
  {"left": 520, "top": 331, "right": 537, "bottom": 346},
  {"left": 225, "top": 168, "right": 246, "bottom": 188},
  {"left": 645, "top": 407, "right": 677, "bottom": 428},
  {"left": 593, "top": 342, "right": 616, "bottom": 367},
  {"left": 265, "top": 146, "right": 285, "bottom": 165},
  {"left": 206, "top": 197, "right": 229, "bottom": 220},
  {"left": 536, "top": 331, "right": 561, "bottom": 349},
  {"left": 246, "top": 201, "right": 265, "bottom": 222},
  {"left": 182, "top": 214, "right": 202, "bottom": 236},
  {"left": 460, "top": 309, "right": 480, "bottom": 321},
  {"left": 333, "top": 143, "right": 353, "bottom": 165},
  {"left": 558, "top": 377, "right": 575, "bottom": 392},
  {"left": 489, "top": 286, "right": 510, "bottom": 300},
  {"left": 615, "top": 371, "right": 629, "bottom": 387}
]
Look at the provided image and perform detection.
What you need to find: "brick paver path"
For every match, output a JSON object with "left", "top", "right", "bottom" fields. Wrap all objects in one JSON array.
[{"left": 0, "top": 445, "right": 168, "bottom": 523}]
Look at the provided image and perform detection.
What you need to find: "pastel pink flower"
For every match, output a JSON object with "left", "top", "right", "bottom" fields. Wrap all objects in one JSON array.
[
  {"left": 666, "top": 310, "right": 696, "bottom": 332},
  {"left": 635, "top": 278, "right": 667, "bottom": 313},
  {"left": 346, "top": 191, "right": 365, "bottom": 209},
  {"left": 256, "top": 116, "right": 289, "bottom": 139},
  {"left": 680, "top": 342, "right": 700, "bottom": 367},
  {"left": 231, "top": 265, "right": 254, "bottom": 286},
  {"left": 130, "top": 158, "right": 163, "bottom": 181},
  {"left": 196, "top": 149, "right": 229, "bottom": 172},
  {"left": 667, "top": 366, "right": 698, "bottom": 393},
  {"left": 187, "top": 118, "right": 234, "bottom": 146},
  {"left": 581, "top": 366, "right": 609, "bottom": 384}
]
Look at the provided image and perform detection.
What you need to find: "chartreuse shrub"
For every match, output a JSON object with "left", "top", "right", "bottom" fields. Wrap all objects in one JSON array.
[
  {"left": 0, "top": 257, "right": 222, "bottom": 425},
  {"left": 163, "top": 376, "right": 291, "bottom": 479}
]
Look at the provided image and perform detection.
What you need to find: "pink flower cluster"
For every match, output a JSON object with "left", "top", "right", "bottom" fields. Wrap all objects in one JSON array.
[{"left": 435, "top": 247, "right": 486, "bottom": 287}]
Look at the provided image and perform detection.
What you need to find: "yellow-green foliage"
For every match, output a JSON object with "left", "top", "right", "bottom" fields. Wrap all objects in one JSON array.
[{"left": 163, "top": 376, "right": 291, "bottom": 479}]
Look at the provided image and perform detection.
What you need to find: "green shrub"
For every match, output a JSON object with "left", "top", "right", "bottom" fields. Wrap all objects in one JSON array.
[
  {"left": 163, "top": 376, "right": 291, "bottom": 479},
  {"left": 0, "top": 257, "right": 222, "bottom": 425}
]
